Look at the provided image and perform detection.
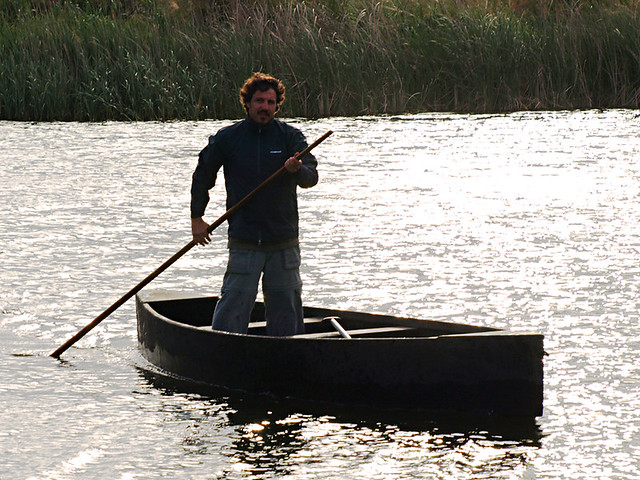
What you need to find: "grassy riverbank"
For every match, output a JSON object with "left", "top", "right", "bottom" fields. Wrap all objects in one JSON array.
[{"left": 1, "top": 0, "right": 639, "bottom": 121}]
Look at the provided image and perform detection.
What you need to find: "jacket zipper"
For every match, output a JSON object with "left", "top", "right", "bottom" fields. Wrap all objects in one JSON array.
[{"left": 257, "top": 127, "right": 262, "bottom": 245}]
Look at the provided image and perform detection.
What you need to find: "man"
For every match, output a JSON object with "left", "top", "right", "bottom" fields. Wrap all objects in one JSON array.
[{"left": 190, "top": 72, "right": 318, "bottom": 336}]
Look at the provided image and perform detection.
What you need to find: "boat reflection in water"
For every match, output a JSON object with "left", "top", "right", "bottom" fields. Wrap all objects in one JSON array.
[{"left": 138, "top": 366, "right": 542, "bottom": 440}]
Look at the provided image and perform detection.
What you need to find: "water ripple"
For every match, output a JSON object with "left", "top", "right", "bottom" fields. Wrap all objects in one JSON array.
[{"left": 1, "top": 111, "right": 640, "bottom": 479}]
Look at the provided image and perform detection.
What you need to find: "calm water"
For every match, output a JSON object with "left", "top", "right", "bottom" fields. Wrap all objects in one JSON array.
[{"left": 1, "top": 110, "right": 639, "bottom": 479}]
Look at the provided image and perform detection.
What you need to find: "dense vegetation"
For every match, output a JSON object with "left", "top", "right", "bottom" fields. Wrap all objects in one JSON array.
[{"left": 1, "top": 0, "right": 639, "bottom": 121}]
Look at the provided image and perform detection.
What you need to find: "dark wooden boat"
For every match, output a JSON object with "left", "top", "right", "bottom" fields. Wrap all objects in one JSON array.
[{"left": 136, "top": 291, "right": 544, "bottom": 417}]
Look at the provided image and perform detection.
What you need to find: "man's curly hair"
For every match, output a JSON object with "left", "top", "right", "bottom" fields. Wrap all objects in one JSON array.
[{"left": 239, "top": 72, "right": 286, "bottom": 113}]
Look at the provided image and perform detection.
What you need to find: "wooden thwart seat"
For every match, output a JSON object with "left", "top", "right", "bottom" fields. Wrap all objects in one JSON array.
[
  {"left": 294, "top": 325, "right": 414, "bottom": 339},
  {"left": 246, "top": 316, "right": 327, "bottom": 330},
  {"left": 208, "top": 317, "right": 415, "bottom": 338}
]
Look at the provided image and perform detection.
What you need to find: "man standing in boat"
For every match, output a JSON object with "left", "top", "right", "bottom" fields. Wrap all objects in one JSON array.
[{"left": 190, "top": 72, "right": 318, "bottom": 336}]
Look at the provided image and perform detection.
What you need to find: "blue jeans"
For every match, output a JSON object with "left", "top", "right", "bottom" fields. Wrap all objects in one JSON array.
[{"left": 212, "top": 246, "right": 304, "bottom": 336}]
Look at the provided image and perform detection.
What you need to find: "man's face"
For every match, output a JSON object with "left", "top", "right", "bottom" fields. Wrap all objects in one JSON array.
[{"left": 247, "top": 88, "right": 278, "bottom": 125}]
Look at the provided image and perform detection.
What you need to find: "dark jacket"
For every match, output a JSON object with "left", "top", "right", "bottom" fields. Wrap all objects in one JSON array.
[{"left": 190, "top": 117, "right": 318, "bottom": 245}]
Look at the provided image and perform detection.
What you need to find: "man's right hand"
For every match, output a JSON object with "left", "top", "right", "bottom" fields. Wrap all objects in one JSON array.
[{"left": 191, "top": 217, "right": 211, "bottom": 245}]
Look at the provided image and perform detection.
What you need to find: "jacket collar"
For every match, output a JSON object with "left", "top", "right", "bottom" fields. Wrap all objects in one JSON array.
[{"left": 245, "top": 115, "right": 277, "bottom": 133}]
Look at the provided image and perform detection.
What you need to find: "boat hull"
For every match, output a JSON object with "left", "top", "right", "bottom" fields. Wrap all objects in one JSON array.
[{"left": 136, "top": 292, "right": 544, "bottom": 416}]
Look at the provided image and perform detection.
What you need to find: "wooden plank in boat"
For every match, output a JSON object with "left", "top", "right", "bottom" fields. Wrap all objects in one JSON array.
[{"left": 294, "top": 325, "right": 414, "bottom": 339}]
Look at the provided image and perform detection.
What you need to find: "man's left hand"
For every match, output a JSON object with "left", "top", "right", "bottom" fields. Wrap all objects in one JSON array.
[{"left": 284, "top": 154, "right": 302, "bottom": 173}]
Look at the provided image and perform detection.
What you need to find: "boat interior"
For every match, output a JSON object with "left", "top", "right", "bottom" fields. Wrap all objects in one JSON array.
[{"left": 146, "top": 295, "right": 498, "bottom": 339}]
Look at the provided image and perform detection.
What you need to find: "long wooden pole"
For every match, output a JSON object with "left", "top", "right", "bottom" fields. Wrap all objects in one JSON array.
[{"left": 50, "top": 130, "right": 333, "bottom": 358}]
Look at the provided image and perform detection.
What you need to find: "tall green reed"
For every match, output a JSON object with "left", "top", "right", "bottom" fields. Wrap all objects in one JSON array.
[{"left": 0, "top": 0, "right": 639, "bottom": 120}]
